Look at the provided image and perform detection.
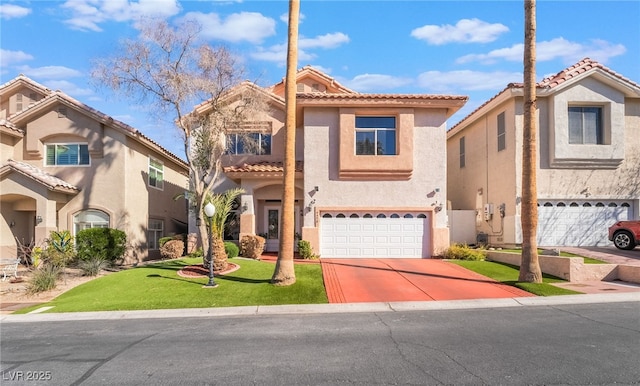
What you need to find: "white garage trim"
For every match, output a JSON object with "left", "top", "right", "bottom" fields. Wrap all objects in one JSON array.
[
  {"left": 537, "top": 200, "right": 632, "bottom": 247},
  {"left": 320, "top": 211, "right": 431, "bottom": 258}
]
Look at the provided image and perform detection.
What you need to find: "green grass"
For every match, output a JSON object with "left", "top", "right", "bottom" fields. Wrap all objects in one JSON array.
[
  {"left": 449, "top": 260, "right": 582, "bottom": 296},
  {"left": 497, "top": 249, "right": 608, "bottom": 264},
  {"left": 16, "top": 258, "right": 327, "bottom": 314}
]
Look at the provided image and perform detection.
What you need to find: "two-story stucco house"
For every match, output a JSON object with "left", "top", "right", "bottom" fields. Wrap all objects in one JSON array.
[
  {"left": 0, "top": 75, "right": 189, "bottom": 264},
  {"left": 211, "top": 67, "right": 467, "bottom": 258},
  {"left": 447, "top": 58, "right": 640, "bottom": 248}
]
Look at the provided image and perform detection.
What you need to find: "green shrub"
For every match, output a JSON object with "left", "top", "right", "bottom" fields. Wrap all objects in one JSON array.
[
  {"left": 444, "top": 244, "right": 486, "bottom": 261},
  {"left": 188, "top": 248, "right": 203, "bottom": 258},
  {"left": 298, "top": 240, "right": 319, "bottom": 259},
  {"left": 225, "top": 242, "right": 240, "bottom": 258},
  {"left": 75, "top": 228, "right": 127, "bottom": 263},
  {"left": 42, "top": 231, "right": 76, "bottom": 268},
  {"left": 78, "top": 256, "right": 110, "bottom": 277},
  {"left": 27, "top": 264, "right": 61, "bottom": 294}
]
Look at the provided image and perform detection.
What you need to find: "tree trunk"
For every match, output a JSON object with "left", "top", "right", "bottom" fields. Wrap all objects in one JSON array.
[
  {"left": 271, "top": 0, "right": 300, "bottom": 286},
  {"left": 519, "top": 0, "right": 543, "bottom": 283}
]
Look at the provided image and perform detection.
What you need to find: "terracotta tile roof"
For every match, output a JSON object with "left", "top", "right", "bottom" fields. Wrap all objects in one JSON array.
[
  {"left": 297, "top": 92, "right": 467, "bottom": 101},
  {"left": 2, "top": 159, "right": 80, "bottom": 193},
  {"left": 538, "top": 57, "right": 640, "bottom": 89},
  {"left": 223, "top": 161, "right": 303, "bottom": 174},
  {"left": 0, "top": 119, "right": 24, "bottom": 135}
]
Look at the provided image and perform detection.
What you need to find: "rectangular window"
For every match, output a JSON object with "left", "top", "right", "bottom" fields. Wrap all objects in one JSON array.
[
  {"left": 45, "top": 144, "right": 90, "bottom": 166},
  {"left": 226, "top": 133, "right": 272, "bottom": 155},
  {"left": 147, "top": 219, "right": 164, "bottom": 250},
  {"left": 459, "top": 137, "right": 466, "bottom": 168},
  {"left": 569, "top": 106, "right": 603, "bottom": 144},
  {"left": 148, "top": 158, "right": 164, "bottom": 190},
  {"left": 355, "top": 116, "right": 396, "bottom": 155},
  {"left": 497, "top": 112, "right": 506, "bottom": 151}
]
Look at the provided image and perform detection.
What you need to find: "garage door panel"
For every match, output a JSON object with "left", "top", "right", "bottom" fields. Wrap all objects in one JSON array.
[
  {"left": 538, "top": 201, "right": 631, "bottom": 247},
  {"left": 320, "top": 215, "right": 431, "bottom": 258}
]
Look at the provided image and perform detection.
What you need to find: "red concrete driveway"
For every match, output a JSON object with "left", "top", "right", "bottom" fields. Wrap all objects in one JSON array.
[{"left": 321, "top": 258, "right": 534, "bottom": 303}]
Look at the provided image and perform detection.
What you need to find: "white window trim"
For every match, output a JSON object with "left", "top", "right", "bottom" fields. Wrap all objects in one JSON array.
[{"left": 148, "top": 157, "right": 164, "bottom": 190}]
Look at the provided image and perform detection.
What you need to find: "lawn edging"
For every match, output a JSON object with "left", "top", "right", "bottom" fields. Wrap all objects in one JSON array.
[{"left": 486, "top": 251, "right": 640, "bottom": 283}]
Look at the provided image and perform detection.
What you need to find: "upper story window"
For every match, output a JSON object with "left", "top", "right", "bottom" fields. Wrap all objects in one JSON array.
[
  {"left": 45, "top": 144, "right": 90, "bottom": 166},
  {"left": 459, "top": 137, "right": 466, "bottom": 168},
  {"left": 355, "top": 116, "right": 396, "bottom": 155},
  {"left": 226, "top": 133, "right": 272, "bottom": 155},
  {"left": 497, "top": 112, "right": 506, "bottom": 151},
  {"left": 149, "top": 157, "right": 164, "bottom": 190},
  {"left": 569, "top": 106, "right": 603, "bottom": 144}
]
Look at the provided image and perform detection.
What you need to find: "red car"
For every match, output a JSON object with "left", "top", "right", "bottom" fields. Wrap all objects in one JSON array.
[{"left": 608, "top": 221, "right": 640, "bottom": 250}]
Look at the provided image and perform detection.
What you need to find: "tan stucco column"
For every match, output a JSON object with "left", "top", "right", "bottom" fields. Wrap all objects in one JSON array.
[
  {"left": 35, "top": 198, "right": 58, "bottom": 245},
  {"left": 239, "top": 190, "right": 255, "bottom": 237}
]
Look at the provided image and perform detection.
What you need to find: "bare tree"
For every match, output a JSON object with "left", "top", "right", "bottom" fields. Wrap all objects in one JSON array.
[
  {"left": 519, "top": 0, "right": 543, "bottom": 283},
  {"left": 92, "top": 19, "right": 265, "bottom": 268},
  {"left": 271, "top": 0, "right": 300, "bottom": 286}
]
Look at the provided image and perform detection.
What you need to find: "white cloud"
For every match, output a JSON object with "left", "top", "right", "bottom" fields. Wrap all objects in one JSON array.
[
  {"left": 411, "top": 18, "right": 508, "bottom": 45},
  {"left": 17, "top": 65, "right": 83, "bottom": 79},
  {"left": 0, "top": 4, "right": 31, "bottom": 19},
  {"left": 0, "top": 49, "right": 33, "bottom": 67},
  {"left": 61, "top": 0, "right": 181, "bottom": 32},
  {"left": 251, "top": 32, "right": 348, "bottom": 65},
  {"left": 457, "top": 37, "right": 626, "bottom": 65},
  {"left": 43, "top": 80, "right": 94, "bottom": 96},
  {"left": 300, "top": 32, "right": 349, "bottom": 50},
  {"left": 343, "top": 74, "right": 413, "bottom": 92},
  {"left": 183, "top": 11, "right": 276, "bottom": 44},
  {"left": 417, "top": 70, "right": 522, "bottom": 92}
]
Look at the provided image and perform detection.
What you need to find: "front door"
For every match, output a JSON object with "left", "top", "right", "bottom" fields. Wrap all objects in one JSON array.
[
  {"left": 263, "top": 204, "right": 301, "bottom": 252},
  {"left": 265, "top": 206, "right": 280, "bottom": 252}
]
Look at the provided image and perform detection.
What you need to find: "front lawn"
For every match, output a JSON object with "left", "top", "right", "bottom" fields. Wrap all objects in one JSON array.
[
  {"left": 16, "top": 258, "right": 328, "bottom": 314},
  {"left": 449, "top": 260, "right": 582, "bottom": 296}
]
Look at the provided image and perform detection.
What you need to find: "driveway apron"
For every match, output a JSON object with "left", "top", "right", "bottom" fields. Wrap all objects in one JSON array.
[{"left": 321, "top": 258, "right": 534, "bottom": 303}]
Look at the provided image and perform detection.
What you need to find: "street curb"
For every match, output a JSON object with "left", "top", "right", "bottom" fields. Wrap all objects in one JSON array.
[{"left": 2, "top": 292, "right": 639, "bottom": 323}]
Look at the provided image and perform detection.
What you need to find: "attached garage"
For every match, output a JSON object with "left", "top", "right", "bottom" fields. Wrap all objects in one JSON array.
[
  {"left": 320, "top": 211, "right": 431, "bottom": 258},
  {"left": 537, "top": 200, "right": 632, "bottom": 246}
]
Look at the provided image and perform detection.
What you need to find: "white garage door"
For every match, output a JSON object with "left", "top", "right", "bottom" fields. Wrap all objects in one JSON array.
[
  {"left": 320, "top": 212, "right": 430, "bottom": 258},
  {"left": 537, "top": 200, "right": 632, "bottom": 247}
]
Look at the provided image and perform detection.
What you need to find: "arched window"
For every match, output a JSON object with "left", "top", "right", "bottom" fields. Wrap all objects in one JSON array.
[
  {"left": 336, "top": 213, "right": 346, "bottom": 218},
  {"left": 417, "top": 214, "right": 427, "bottom": 218},
  {"left": 350, "top": 214, "right": 359, "bottom": 218},
  {"left": 557, "top": 202, "right": 566, "bottom": 207},
  {"left": 595, "top": 202, "right": 604, "bottom": 207},
  {"left": 583, "top": 203, "right": 592, "bottom": 207},
  {"left": 404, "top": 214, "right": 414, "bottom": 218},
  {"left": 608, "top": 203, "right": 618, "bottom": 207},
  {"left": 74, "top": 209, "right": 109, "bottom": 235},
  {"left": 543, "top": 202, "right": 553, "bottom": 207},
  {"left": 322, "top": 213, "right": 332, "bottom": 218},
  {"left": 390, "top": 214, "right": 400, "bottom": 218},
  {"left": 570, "top": 202, "right": 579, "bottom": 207},
  {"left": 376, "top": 214, "right": 386, "bottom": 218},
  {"left": 363, "top": 213, "right": 373, "bottom": 218},
  {"left": 622, "top": 203, "right": 630, "bottom": 207}
]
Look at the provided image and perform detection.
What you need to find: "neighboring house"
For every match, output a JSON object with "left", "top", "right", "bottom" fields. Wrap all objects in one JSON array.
[
  {"left": 0, "top": 75, "right": 189, "bottom": 264},
  {"left": 447, "top": 58, "right": 640, "bottom": 248},
  {"left": 209, "top": 67, "right": 467, "bottom": 258}
]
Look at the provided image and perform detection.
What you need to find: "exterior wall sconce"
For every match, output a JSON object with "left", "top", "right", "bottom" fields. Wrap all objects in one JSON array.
[
  {"left": 196, "top": 217, "right": 202, "bottom": 226},
  {"left": 314, "top": 186, "right": 319, "bottom": 192},
  {"left": 9, "top": 220, "right": 16, "bottom": 228},
  {"left": 35, "top": 215, "right": 43, "bottom": 225}
]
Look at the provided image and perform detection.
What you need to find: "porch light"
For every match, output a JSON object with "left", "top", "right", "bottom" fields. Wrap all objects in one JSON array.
[{"left": 35, "top": 215, "right": 43, "bottom": 225}]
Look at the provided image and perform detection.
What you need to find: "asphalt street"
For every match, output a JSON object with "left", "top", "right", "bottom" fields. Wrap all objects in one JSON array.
[{"left": 1, "top": 300, "right": 639, "bottom": 385}]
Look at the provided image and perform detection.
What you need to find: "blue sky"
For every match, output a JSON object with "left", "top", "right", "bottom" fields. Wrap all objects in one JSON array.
[{"left": 2, "top": 0, "right": 639, "bottom": 157}]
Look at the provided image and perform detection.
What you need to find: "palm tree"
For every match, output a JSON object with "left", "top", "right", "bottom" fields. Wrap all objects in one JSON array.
[
  {"left": 271, "top": 0, "right": 300, "bottom": 286},
  {"left": 519, "top": 0, "right": 543, "bottom": 283}
]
